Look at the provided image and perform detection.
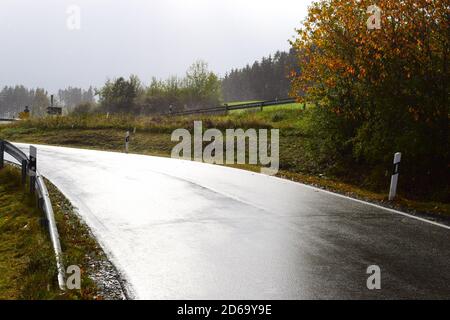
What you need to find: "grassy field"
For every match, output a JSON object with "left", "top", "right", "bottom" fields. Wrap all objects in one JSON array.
[
  {"left": 0, "top": 165, "right": 124, "bottom": 299},
  {"left": 0, "top": 108, "right": 448, "bottom": 218},
  {"left": 223, "top": 101, "right": 306, "bottom": 114},
  {"left": 223, "top": 100, "right": 263, "bottom": 106}
]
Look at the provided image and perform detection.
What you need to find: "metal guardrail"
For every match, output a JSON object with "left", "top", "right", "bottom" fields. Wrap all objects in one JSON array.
[
  {"left": 169, "top": 98, "right": 297, "bottom": 116},
  {"left": 0, "top": 140, "right": 66, "bottom": 290}
]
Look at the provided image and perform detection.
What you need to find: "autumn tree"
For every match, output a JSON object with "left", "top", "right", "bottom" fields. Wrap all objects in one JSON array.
[{"left": 290, "top": 0, "right": 449, "bottom": 199}]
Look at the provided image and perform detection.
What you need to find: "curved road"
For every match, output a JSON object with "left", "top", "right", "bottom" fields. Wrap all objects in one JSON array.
[{"left": 7, "top": 143, "right": 450, "bottom": 299}]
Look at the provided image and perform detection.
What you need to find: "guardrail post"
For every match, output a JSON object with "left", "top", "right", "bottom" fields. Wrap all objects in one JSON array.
[
  {"left": 0, "top": 140, "right": 4, "bottom": 169},
  {"left": 38, "top": 195, "right": 44, "bottom": 211},
  {"left": 21, "top": 160, "right": 27, "bottom": 185},
  {"left": 29, "top": 146, "right": 37, "bottom": 195},
  {"left": 30, "top": 176, "right": 35, "bottom": 195}
]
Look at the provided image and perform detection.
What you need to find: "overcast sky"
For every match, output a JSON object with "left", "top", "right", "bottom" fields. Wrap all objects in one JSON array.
[{"left": 0, "top": 0, "right": 312, "bottom": 92}]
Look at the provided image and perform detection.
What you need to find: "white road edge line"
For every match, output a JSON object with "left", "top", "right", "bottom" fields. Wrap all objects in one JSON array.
[{"left": 273, "top": 175, "right": 450, "bottom": 230}]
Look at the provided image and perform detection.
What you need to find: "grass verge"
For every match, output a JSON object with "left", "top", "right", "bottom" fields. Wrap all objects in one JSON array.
[{"left": 0, "top": 165, "right": 126, "bottom": 299}]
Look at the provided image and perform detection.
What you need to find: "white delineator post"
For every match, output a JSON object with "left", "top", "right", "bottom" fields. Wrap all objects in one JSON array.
[
  {"left": 125, "top": 131, "right": 130, "bottom": 153},
  {"left": 389, "top": 152, "right": 402, "bottom": 201}
]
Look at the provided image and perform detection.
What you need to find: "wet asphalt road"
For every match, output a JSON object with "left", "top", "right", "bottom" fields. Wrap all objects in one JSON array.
[{"left": 7, "top": 143, "right": 450, "bottom": 299}]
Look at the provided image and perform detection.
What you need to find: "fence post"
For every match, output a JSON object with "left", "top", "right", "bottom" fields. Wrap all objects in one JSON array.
[
  {"left": 29, "top": 146, "right": 37, "bottom": 195},
  {"left": 0, "top": 140, "right": 4, "bottom": 169},
  {"left": 388, "top": 152, "right": 401, "bottom": 201},
  {"left": 125, "top": 131, "right": 130, "bottom": 153}
]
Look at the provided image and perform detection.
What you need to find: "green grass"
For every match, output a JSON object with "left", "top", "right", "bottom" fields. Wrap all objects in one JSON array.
[
  {"left": 226, "top": 101, "right": 306, "bottom": 114},
  {"left": 0, "top": 166, "right": 56, "bottom": 299},
  {"left": 0, "top": 109, "right": 448, "bottom": 218},
  {"left": 223, "top": 100, "right": 262, "bottom": 106},
  {"left": 0, "top": 165, "right": 120, "bottom": 299}
]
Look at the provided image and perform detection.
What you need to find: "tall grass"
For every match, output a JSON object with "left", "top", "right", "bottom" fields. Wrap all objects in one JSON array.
[
  {"left": 0, "top": 165, "right": 118, "bottom": 299},
  {"left": 5, "top": 101, "right": 313, "bottom": 134},
  {"left": 0, "top": 166, "right": 57, "bottom": 299},
  {"left": 8, "top": 110, "right": 301, "bottom": 133}
]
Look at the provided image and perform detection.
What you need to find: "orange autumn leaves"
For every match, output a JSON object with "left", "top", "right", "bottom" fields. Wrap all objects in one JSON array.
[{"left": 290, "top": 0, "right": 449, "bottom": 121}]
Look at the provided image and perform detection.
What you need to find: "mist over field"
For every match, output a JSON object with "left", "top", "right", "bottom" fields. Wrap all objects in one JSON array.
[{"left": 0, "top": 0, "right": 312, "bottom": 92}]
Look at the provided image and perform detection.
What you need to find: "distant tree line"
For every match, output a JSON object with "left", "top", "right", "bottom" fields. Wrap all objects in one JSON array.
[
  {"left": 1, "top": 53, "right": 298, "bottom": 117},
  {"left": 0, "top": 61, "right": 222, "bottom": 118},
  {"left": 221, "top": 49, "right": 299, "bottom": 102},
  {"left": 58, "top": 87, "right": 95, "bottom": 111},
  {"left": 0, "top": 86, "right": 94, "bottom": 118},
  {"left": 96, "top": 60, "right": 221, "bottom": 115}
]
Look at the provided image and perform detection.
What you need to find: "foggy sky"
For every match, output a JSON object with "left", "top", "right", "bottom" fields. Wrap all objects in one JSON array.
[{"left": 0, "top": 0, "right": 312, "bottom": 92}]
